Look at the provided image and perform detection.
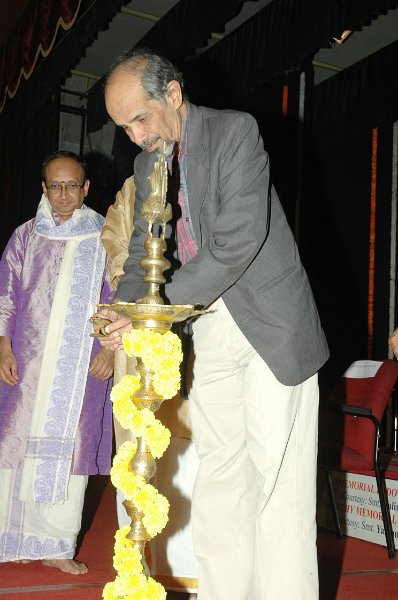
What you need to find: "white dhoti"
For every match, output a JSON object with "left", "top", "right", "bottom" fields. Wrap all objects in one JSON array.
[{"left": 0, "top": 469, "right": 87, "bottom": 561}]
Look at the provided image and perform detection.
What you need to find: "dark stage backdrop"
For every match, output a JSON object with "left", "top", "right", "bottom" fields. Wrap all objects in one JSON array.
[
  {"left": 0, "top": 94, "right": 26, "bottom": 249},
  {"left": 303, "top": 40, "right": 398, "bottom": 393},
  {"left": 21, "top": 93, "right": 60, "bottom": 224}
]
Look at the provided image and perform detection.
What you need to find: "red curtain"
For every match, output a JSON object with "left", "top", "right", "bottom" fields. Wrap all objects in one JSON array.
[{"left": 0, "top": 0, "right": 80, "bottom": 112}]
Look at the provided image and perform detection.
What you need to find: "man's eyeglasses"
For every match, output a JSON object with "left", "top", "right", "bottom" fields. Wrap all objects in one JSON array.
[{"left": 46, "top": 183, "right": 85, "bottom": 195}]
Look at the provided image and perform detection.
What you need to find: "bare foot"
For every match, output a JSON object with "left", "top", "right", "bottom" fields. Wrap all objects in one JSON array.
[
  {"left": 14, "top": 559, "right": 31, "bottom": 564},
  {"left": 42, "top": 558, "right": 88, "bottom": 575}
]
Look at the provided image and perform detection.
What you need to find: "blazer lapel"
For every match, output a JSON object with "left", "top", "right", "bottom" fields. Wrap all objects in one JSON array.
[{"left": 186, "top": 103, "right": 209, "bottom": 248}]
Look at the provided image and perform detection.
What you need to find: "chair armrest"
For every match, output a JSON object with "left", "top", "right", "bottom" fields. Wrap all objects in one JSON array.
[{"left": 321, "top": 402, "right": 372, "bottom": 417}]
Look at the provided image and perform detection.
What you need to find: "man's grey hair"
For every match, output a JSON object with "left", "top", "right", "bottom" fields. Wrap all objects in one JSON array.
[{"left": 104, "top": 48, "right": 185, "bottom": 105}]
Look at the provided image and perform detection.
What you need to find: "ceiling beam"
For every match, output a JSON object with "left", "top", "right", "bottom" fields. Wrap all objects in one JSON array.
[
  {"left": 71, "top": 69, "right": 100, "bottom": 80},
  {"left": 120, "top": 7, "right": 160, "bottom": 22},
  {"left": 312, "top": 59, "right": 344, "bottom": 72}
]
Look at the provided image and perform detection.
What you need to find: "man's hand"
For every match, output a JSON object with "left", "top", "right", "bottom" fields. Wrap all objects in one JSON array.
[
  {"left": 389, "top": 327, "right": 398, "bottom": 358},
  {"left": 0, "top": 336, "right": 18, "bottom": 385},
  {"left": 93, "top": 308, "right": 132, "bottom": 350},
  {"left": 88, "top": 347, "right": 115, "bottom": 380}
]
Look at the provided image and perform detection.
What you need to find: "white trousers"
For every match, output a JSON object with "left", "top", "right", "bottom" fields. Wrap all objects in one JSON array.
[{"left": 190, "top": 298, "right": 319, "bottom": 600}]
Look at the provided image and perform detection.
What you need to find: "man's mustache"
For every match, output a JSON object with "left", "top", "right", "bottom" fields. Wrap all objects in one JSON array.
[{"left": 139, "top": 135, "right": 161, "bottom": 150}]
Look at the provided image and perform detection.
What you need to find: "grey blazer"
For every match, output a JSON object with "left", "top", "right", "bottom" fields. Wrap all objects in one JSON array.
[{"left": 116, "top": 103, "right": 329, "bottom": 386}]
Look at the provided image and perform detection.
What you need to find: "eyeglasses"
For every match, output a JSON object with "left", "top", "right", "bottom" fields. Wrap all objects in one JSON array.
[{"left": 46, "top": 183, "right": 85, "bottom": 195}]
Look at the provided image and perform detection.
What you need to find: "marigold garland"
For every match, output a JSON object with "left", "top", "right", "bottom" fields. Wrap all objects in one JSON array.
[
  {"left": 111, "top": 377, "right": 171, "bottom": 458},
  {"left": 103, "top": 328, "right": 183, "bottom": 600},
  {"left": 110, "top": 441, "right": 170, "bottom": 538},
  {"left": 122, "top": 329, "right": 183, "bottom": 399},
  {"left": 103, "top": 526, "right": 166, "bottom": 600}
]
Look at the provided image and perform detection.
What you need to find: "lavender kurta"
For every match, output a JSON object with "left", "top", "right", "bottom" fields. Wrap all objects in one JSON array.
[{"left": 0, "top": 218, "right": 113, "bottom": 475}]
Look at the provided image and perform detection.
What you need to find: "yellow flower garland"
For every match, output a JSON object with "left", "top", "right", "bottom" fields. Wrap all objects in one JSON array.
[
  {"left": 103, "top": 328, "right": 183, "bottom": 600},
  {"left": 122, "top": 329, "right": 183, "bottom": 399},
  {"left": 110, "top": 441, "right": 169, "bottom": 537},
  {"left": 111, "top": 377, "right": 171, "bottom": 459},
  {"left": 103, "top": 527, "right": 166, "bottom": 600}
]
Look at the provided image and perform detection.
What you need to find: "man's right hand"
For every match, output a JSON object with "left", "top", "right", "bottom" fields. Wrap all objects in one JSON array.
[
  {"left": 0, "top": 337, "right": 18, "bottom": 385},
  {"left": 92, "top": 309, "right": 132, "bottom": 350}
]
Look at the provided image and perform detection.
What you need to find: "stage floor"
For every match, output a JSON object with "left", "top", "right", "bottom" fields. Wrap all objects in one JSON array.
[{"left": 1, "top": 476, "right": 398, "bottom": 599}]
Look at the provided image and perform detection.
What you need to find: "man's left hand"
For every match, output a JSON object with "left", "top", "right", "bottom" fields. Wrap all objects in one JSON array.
[{"left": 89, "top": 347, "right": 115, "bottom": 380}]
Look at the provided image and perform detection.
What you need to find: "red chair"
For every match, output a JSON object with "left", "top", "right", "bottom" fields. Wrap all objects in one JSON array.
[{"left": 318, "top": 359, "right": 398, "bottom": 559}]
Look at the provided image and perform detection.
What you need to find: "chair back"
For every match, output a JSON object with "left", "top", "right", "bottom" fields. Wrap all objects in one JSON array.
[{"left": 332, "top": 359, "right": 398, "bottom": 462}]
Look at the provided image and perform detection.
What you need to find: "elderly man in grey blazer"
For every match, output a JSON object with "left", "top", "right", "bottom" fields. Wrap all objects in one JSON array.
[{"left": 102, "top": 49, "right": 329, "bottom": 600}]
